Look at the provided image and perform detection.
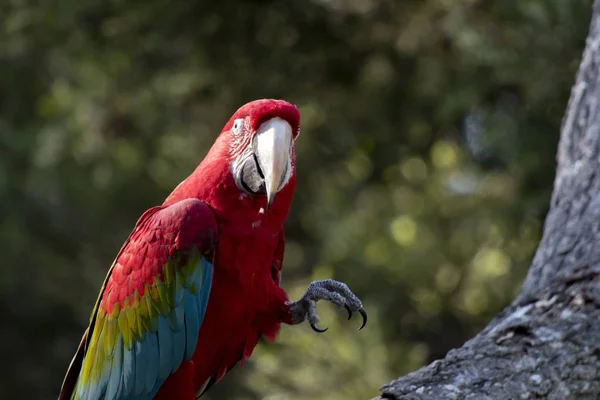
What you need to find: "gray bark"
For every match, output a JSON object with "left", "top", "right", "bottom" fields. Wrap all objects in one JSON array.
[{"left": 375, "top": 1, "right": 600, "bottom": 399}]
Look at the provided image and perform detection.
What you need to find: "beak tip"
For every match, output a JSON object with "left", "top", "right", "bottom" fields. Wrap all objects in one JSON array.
[{"left": 266, "top": 195, "right": 274, "bottom": 210}]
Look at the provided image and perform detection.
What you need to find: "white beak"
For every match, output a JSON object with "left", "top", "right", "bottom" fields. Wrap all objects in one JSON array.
[{"left": 253, "top": 117, "right": 293, "bottom": 208}]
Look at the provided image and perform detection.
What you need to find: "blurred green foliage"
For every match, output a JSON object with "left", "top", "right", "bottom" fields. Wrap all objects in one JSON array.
[{"left": 0, "top": 0, "right": 592, "bottom": 399}]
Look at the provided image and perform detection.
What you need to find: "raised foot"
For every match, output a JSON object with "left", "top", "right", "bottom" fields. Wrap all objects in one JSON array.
[{"left": 288, "top": 279, "right": 367, "bottom": 333}]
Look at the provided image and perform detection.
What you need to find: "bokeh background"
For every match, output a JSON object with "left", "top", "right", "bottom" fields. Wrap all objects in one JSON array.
[{"left": 0, "top": 0, "right": 594, "bottom": 399}]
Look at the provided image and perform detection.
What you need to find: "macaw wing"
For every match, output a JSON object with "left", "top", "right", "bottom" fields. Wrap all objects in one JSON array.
[{"left": 59, "top": 198, "right": 217, "bottom": 400}]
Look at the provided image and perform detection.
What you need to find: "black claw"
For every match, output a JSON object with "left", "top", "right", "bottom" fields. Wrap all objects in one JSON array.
[
  {"left": 344, "top": 304, "right": 353, "bottom": 320},
  {"left": 310, "top": 321, "right": 328, "bottom": 333},
  {"left": 358, "top": 308, "right": 367, "bottom": 330}
]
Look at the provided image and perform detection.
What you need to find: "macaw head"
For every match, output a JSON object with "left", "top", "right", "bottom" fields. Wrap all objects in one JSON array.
[
  {"left": 222, "top": 99, "right": 300, "bottom": 209},
  {"left": 164, "top": 99, "right": 301, "bottom": 220}
]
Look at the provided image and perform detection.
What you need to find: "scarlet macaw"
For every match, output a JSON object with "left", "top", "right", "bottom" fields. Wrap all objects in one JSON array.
[{"left": 58, "top": 99, "right": 366, "bottom": 400}]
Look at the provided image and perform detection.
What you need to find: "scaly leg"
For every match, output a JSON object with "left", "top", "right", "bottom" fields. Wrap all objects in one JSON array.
[{"left": 287, "top": 279, "right": 367, "bottom": 333}]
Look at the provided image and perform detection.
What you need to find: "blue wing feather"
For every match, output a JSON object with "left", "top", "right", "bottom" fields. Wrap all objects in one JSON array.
[
  {"left": 171, "top": 318, "right": 186, "bottom": 374},
  {"left": 121, "top": 333, "right": 136, "bottom": 396},
  {"left": 184, "top": 292, "right": 200, "bottom": 360},
  {"left": 105, "top": 335, "right": 123, "bottom": 400},
  {"left": 134, "top": 337, "right": 147, "bottom": 395},
  {"left": 144, "top": 332, "right": 159, "bottom": 393}
]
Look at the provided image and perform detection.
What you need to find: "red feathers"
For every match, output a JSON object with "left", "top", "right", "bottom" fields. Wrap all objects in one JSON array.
[
  {"left": 223, "top": 99, "right": 300, "bottom": 137},
  {"left": 101, "top": 200, "right": 217, "bottom": 312}
]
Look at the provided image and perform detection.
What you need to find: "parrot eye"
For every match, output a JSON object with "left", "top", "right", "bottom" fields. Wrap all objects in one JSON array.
[{"left": 232, "top": 118, "right": 244, "bottom": 135}]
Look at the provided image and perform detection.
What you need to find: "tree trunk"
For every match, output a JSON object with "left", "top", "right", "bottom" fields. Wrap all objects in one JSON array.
[{"left": 375, "top": 1, "right": 600, "bottom": 399}]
